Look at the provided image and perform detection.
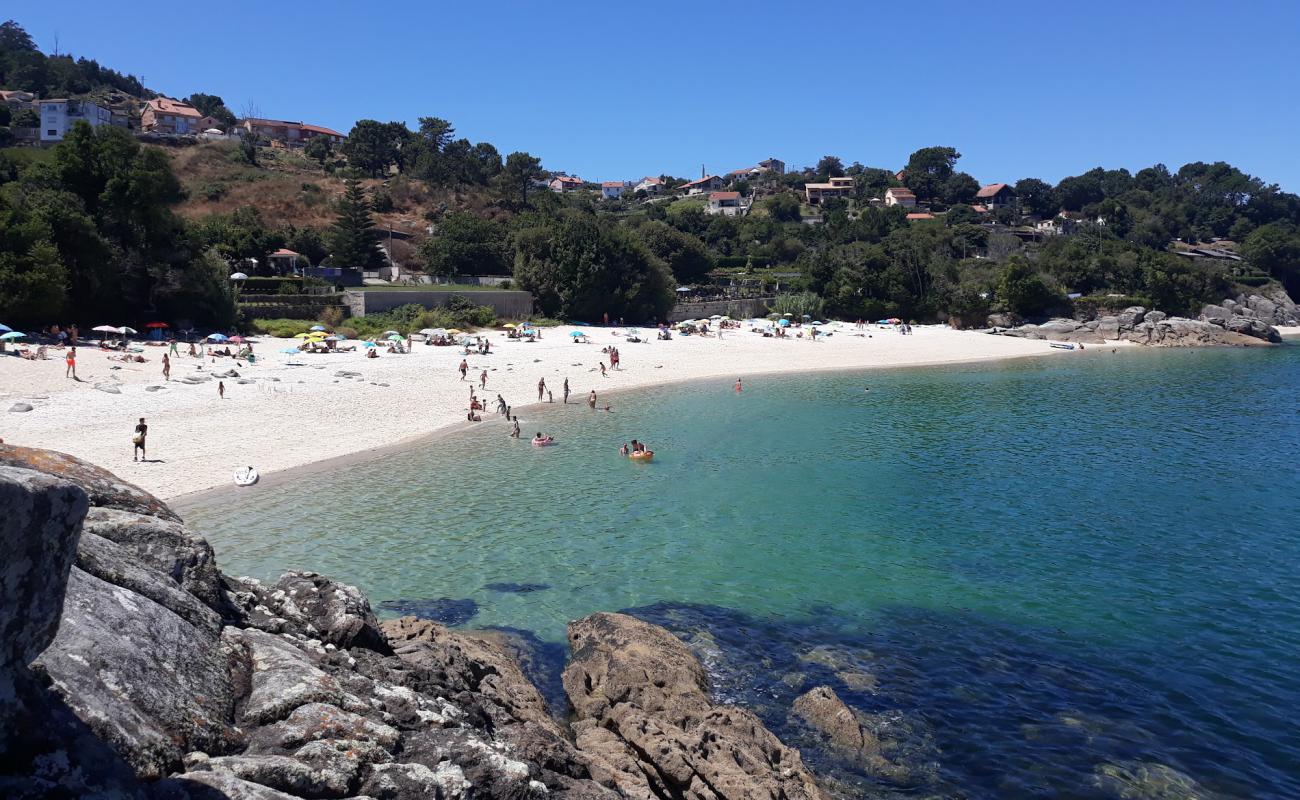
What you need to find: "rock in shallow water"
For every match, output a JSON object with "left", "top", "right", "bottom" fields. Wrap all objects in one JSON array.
[
  {"left": 563, "top": 611, "right": 828, "bottom": 800},
  {"left": 377, "top": 597, "right": 478, "bottom": 626}
]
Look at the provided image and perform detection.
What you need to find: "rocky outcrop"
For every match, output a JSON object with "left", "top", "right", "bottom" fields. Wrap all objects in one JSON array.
[
  {"left": 789, "top": 687, "right": 914, "bottom": 786},
  {"left": 563, "top": 612, "right": 828, "bottom": 800},
  {"left": 997, "top": 310, "right": 1281, "bottom": 346},
  {"left": 4, "top": 447, "right": 833, "bottom": 799}
]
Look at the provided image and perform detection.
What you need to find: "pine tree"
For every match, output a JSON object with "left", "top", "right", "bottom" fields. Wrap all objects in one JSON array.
[{"left": 328, "top": 179, "right": 383, "bottom": 270}]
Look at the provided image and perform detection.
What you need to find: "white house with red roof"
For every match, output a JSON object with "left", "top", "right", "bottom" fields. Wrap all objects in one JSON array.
[
  {"left": 549, "top": 175, "right": 584, "bottom": 193},
  {"left": 634, "top": 176, "right": 663, "bottom": 195},
  {"left": 706, "top": 191, "right": 749, "bottom": 217},
  {"left": 601, "top": 181, "right": 629, "bottom": 200},
  {"left": 884, "top": 187, "right": 917, "bottom": 208},
  {"left": 804, "top": 176, "right": 855, "bottom": 205},
  {"left": 240, "top": 118, "right": 345, "bottom": 147}
]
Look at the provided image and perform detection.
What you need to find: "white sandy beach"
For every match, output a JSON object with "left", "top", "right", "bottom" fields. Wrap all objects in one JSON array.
[{"left": 0, "top": 323, "right": 1138, "bottom": 500}]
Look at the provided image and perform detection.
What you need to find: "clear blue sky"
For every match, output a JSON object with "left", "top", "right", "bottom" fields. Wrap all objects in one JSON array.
[{"left": 10, "top": 0, "right": 1300, "bottom": 189}]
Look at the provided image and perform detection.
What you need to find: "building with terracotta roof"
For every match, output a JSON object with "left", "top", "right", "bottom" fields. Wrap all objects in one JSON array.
[
  {"left": 884, "top": 187, "right": 917, "bottom": 208},
  {"left": 601, "top": 180, "right": 629, "bottom": 200},
  {"left": 804, "top": 176, "right": 855, "bottom": 205},
  {"left": 706, "top": 191, "right": 749, "bottom": 217},
  {"left": 549, "top": 175, "right": 584, "bottom": 193},
  {"left": 680, "top": 175, "right": 725, "bottom": 195},
  {"left": 141, "top": 97, "right": 203, "bottom": 134},
  {"left": 974, "top": 183, "right": 1016, "bottom": 209},
  {"left": 634, "top": 176, "right": 663, "bottom": 195},
  {"left": 240, "top": 118, "right": 345, "bottom": 147},
  {"left": 906, "top": 212, "right": 936, "bottom": 221}
]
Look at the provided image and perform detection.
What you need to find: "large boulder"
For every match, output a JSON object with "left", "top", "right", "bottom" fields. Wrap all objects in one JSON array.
[
  {"left": 82, "top": 507, "right": 227, "bottom": 614},
  {"left": 75, "top": 531, "right": 223, "bottom": 635},
  {"left": 239, "top": 571, "right": 390, "bottom": 653},
  {"left": 31, "top": 567, "right": 241, "bottom": 778},
  {"left": 563, "top": 612, "right": 827, "bottom": 800},
  {"left": 1116, "top": 306, "right": 1146, "bottom": 327},
  {"left": 222, "top": 627, "right": 347, "bottom": 726},
  {"left": 790, "top": 686, "right": 915, "bottom": 785},
  {"left": 0, "top": 466, "right": 88, "bottom": 673},
  {"left": 0, "top": 444, "right": 179, "bottom": 522}
]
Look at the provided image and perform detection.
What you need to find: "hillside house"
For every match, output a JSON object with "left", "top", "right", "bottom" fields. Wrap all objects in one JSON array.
[
  {"left": 706, "top": 191, "right": 747, "bottom": 216},
  {"left": 975, "top": 183, "right": 1016, "bottom": 210},
  {"left": 758, "top": 157, "right": 785, "bottom": 174},
  {"left": 884, "top": 187, "right": 917, "bottom": 208},
  {"left": 804, "top": 176, "right": 854, "bottom": 205},
  {"left": 38, "top": 99, "right": 112, "bottom": 142},
  {"left": 634, "top": 176, "right": 663, "bottom": 195},
  {"left": 141, "top": 97, "right": 203, "bottom": 134},
  {"left": 549, "top": 176, "right": 584, "bottom": 193},
  {"left": 241, "top": 118, "right": 345, "bottom": 146},
  {"left": 601, "top": 181, "right": 628, "bottom": 200},
  {"left": 906, "top": 212, "right": 936, "bottom": 221},
  {"left": 727, "top": 157, "right": 786, "bottom": 183},
  {"left": 680, "top": 175, "right": 725, "bottom": 195}
]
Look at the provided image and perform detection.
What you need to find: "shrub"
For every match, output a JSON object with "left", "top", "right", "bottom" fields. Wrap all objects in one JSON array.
[
  {"left": 251, "top": 318, "right": 317, "bottom": 337},
  {"left": 769, "top": 291, "right": 825, "bottom": 319},
  {"left": 318, "top": 306, "right": 345, "bottom": 328}
]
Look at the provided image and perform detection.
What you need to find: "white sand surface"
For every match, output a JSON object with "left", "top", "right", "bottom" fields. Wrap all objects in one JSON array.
[{"left": 0, "top": 324, "right": 1098, "bottom": 499}]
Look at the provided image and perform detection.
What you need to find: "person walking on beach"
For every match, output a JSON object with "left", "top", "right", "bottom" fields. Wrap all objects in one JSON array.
[
  {"left": 218, "top": 380, "right": 225, "bottom": 399},
  {"left": 132, "top": 418, "right": 148, "bottom": 462},
  {"left": 162, "top": 353, "right": 171, "bottom": 381},
  {"left": 563, "top": 378, "right": 570, "bottom": 404},
  {"left": 537, "top": 377, "right": 546, "bottom": 401},
  {"left": 168, "top": 338, "right": 178, "bottom": 356},
  {"left": 547, "top": 390, "right": 553, "bottom": 403},
  {"left": 587, "top": 390, "right": 597, "bottom": 409},
  {"left": 599, "top": 362, "right": 607, "bottom": 377},
  {"left": 480, "top": 370, "right": 487, "bottom": 389},
  {"left": 65, "top": 347, "right": 77, "bottom": 379},
  {"left": 459, "top": 359, "right": 468, "bottom": 380}
]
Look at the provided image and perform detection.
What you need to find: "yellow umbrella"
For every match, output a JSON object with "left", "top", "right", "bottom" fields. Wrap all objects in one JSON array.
[
  {"left": 447, "top": 329, "right": 463, "bottom": 335},
  {"left": 503, "top": 323, "right": 516, "bottom": 329},
  {"left": 293, "top": 332, "right": 316, "bottom": 338}
]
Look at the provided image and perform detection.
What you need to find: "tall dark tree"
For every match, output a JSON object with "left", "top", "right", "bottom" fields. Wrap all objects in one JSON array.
[
  {"left": 497, "top": 152, "right": 543, "bottom": 206},
  {"left": 421, "top": 212, "right": 511, "bottom": 279},
  {"left": 328, "top": 180, "right": 384, "bottom": 270},
  {"left": 1014, "top": 178, "right": 1058, "bottom": 218},
  {"left": 903, "top": 146, "right": 961, "bottom": 201},
  {"left": 816, "top": 155, "right": 845, "bottom": 179},
  {"left": 342, "top": 120, "right": 408, "bottom": 177},
  {"left": 638, "top": 221, "right": 714, "bottom": 284}
]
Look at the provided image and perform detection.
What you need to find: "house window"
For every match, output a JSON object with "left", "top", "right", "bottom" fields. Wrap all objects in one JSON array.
[{"left": 47, "top": 130, "right": 57, "bottom": 136}]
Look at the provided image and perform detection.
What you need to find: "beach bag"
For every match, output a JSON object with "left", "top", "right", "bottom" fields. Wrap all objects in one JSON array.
[{"left": 132, "top": 433, "right": 144, "bottom": 445}]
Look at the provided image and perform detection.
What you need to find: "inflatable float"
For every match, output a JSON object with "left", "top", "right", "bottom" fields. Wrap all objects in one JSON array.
[
  {"left": 531, "top": 436, "right": 555, "bottom": 447},
  {"left": 629, "top": 450, "right": 654, "bottom": 462},
  {"left": 234, "top": 466, "right": 259, "bottom": 486}
]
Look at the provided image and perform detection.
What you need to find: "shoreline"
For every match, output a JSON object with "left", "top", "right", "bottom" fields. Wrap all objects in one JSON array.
[
  {"left": 9, "top": 323, "right": 1293, "bottom": 503},
  {"left": 168, "top": 345, "right": 1107, "bottom": 511}
]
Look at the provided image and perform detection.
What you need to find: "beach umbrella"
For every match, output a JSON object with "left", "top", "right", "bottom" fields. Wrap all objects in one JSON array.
[
  {"left": 310, "top": 325, "right": 327, "bottom": 332},
  {"left": 207, "top": 333, "right": 229, "bottom": 342},
  {"left": 293, "top": 332, "right": 317, "bottom": 339},
  {"left": 323, "top": 335, "right": 342, "bottom": 342},
  {"left": 229, "top": 335, "right": 246, "bottom": 344},
  {"left": 383, "top": 330, "right": 400, "bottom": 336},
  {"left": 93, "top": 325, "right": 118, "bottom": 333},
  {"left": 503, "top": 323, "right": 516, "bottom": 329},
  {"left": 230, "top": 272, "right": 249, "bottom": 281},
  {"left": 676, "top": 286, "right": 691, "bottom": 293},
  {"left": 0, "top": 324, "right": 10, "bottom": 333},
  {"left": 709, "top": 314, "right": 723, "bottom": 320},
  {"left": 361, "top": 341, "right": 378, "bottom": 348},
  {"left": 446, "top": 329, "right": 463, "bottom": 336},
  {"left": 782, "top": 313, "right": 793, "bottom": 318},
  {"left": 419, "top": 328, "right": 443, "bottom": 336},
  {"left": 0, "top": 331, "right": 26, "bottom": 340},
  {"left": 386, "top": 333, "right": 403, "bottom": 341},
  {"left": 279, "top": 347, "right": 300, "bottom": 354},
  {"left": 118, "top": 326, "right": 138, "bottom": 335},
  {"left": 146, "top": 321, "right": 169, "bottom": 329},
  {"left": 777, "top": 319, "right": 791, "bottom": 327},
  {"left": 569, "top": 331, "right": 585, "bottom": 337}
]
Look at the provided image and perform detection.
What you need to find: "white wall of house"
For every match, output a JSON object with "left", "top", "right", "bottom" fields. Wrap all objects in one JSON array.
[
  {"left": 602, "top": 185, "right": 623, "bottom": 199},
  {"left": 39, "top": 101, "right": 112, "bottom": 142}
]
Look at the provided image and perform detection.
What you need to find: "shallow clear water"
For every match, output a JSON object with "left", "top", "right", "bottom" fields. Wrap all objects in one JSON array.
[{"left": 183, "top": 344, "right": 1300, "bottom": 798}]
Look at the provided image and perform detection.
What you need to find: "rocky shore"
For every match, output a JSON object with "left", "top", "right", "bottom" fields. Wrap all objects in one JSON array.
[
  {"left": 0, "top": 444, "right": 842, "bottom": 800},
  {"left": 990, "top": 287, "right": 1300, "bottom": 346}
]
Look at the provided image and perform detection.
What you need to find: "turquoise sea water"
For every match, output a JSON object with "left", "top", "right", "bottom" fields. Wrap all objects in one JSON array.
[{"left": 183, "top": 343, "right": 1300, "bottom": 798}]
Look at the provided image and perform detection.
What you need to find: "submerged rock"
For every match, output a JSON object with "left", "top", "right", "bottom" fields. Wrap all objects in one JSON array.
[
  {"left": 377, "top": 597, "right": 478, "bottom": 626},
  {"left": 1093, "top": 760, "right": 1215, "bottom": 799}
]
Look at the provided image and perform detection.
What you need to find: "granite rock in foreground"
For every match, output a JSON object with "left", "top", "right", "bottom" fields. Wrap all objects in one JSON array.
[{"left": 0, "top": 445, "right": 833, "bottom": 799}]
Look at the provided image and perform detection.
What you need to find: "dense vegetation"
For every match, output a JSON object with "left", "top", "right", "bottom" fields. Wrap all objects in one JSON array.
[
  {"left": 4, "top": 16, "right": 1300, "bottom": 330},
  {"left": 0, "top": 21, "right": 146, "bottom": 99}
]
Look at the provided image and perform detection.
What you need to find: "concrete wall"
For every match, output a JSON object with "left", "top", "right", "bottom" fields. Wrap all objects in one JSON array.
[
  {"left": 345, "top": 290, "right": 534, "bottom": 318},
  {"left": 667, "top": 297, "right": 773, "bottom": 323}
]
